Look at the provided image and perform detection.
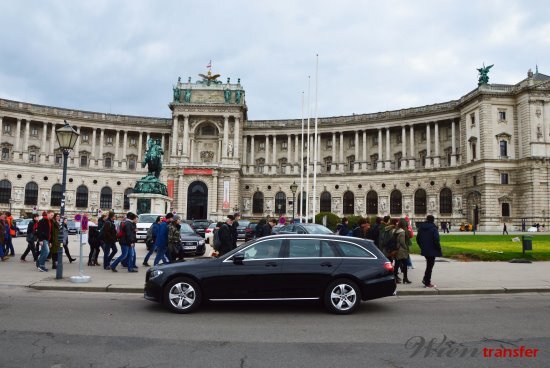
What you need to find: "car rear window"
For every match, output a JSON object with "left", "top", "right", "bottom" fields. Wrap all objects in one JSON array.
[{"left": 333, "top": 241, "right": 374, "bottom": 258}]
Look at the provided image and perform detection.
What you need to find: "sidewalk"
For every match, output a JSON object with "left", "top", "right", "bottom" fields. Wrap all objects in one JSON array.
[{"left": 2, "top": 236, "right": 550, "bottom": 296}]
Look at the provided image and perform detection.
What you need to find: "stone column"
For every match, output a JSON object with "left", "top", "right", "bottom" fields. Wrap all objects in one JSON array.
[
  {"left": 272, "top": 135, "right": 277, "bottom": 174},
  {"left": 294, "top": 134, "right": 300, "bottom": 171},
  {"left": 190, "top": 139, "right": 195, "bottom": 162},
  {"left": 354, "top": 131, "right": 359, "bottom": 172},
  {"left": 425, "top": 123, "right": 431, "bottom": 168},
  {"left": 433, "top": 121, "right": 440, "bottom": 168},
  {"left": 41, "top": 122, "right": 48, "bottom": 154},
  {"left": 362, "top": 130, "right": 367, "bottom": 171},
  {"left": 316, "top": 134, "right": 322, "bottom": 174},
  {"left": 222, "top": 116, "right": 229, "bottom": 159},
  {"left": 250, "top": 135, "right": 255, "bottom": 173},
  {"left": 23, "top": 120, "right": 30, "bottom": 152},
  {"left": 146, "top": 133, "right": 150, "bottom": 147},
  {"left": 242, "top": 136, "right": 248, "bottom": 168},
  {"left": 122, "top": 131, "right": 128, "bottom": 161},
  {"left": 287, "top": 134, "right": 292, "bottom": 165},
  {"left": 212, "top": 174, "right": 219, "bottom": 215},
  {"left": 161, "top": 134, "right": 165, "bottom": 153},
  {"left": 177, "top": 174, "right": 184, "bottom": 213},
  {"left": 91, "top": 128, "right": 97, "bottom": 162},
  {"left": 114, "top": 130, "right": 120, "bottom": 161},
  {"left": 182, "top": 115, "right": 189, "bottom": 158},
  {"left": 171, "top": 115, "right": 179, "bottom": 156},
  {"left": 217, "top": 139, "right": 222, "bottom": 162},
  {"left": 50, "top": 123, "right": 56, "bottom": 155},
  {"left": 0, "top": 117, "right": 3, "bottom": 147},
  {"left": 233, "top": 117, "right": 240, "bottom": 158},
  {"left": 339, "top": 132, "right": 344, "bottom": 172},
  {"left": 331, "top": 132, "right": 337, "bottom": 172},
  {"left": 377, "top": 128, "right": 382, "bottom": 171},
  {"left": 451, "top": 119, "right": 457, "bottom": 166},
  {"left": 15, "top": 119, "right": 21, "bottom": 152},
  {"left": 385, "top": 128, "right": 391, "bottom": 169},
  {"left": 409, "top": 125, "right": 415, "bottom": 169},
  {"left": 265, "top": 135, "right": 270, "bottom": 173},
  {"left": 401, "top": 126, "right": 407, "bottom": 169},
  {"left": 99, "top": 128, "right": 105, "bottom": 165},
  {"left": 137, "top": 131, "right": 143, "bottom": 164}
]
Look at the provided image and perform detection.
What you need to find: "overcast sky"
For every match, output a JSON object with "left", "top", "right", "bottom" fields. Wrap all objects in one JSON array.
[{"left": 0, "top": 0, "right": 548, "bottom": 121}]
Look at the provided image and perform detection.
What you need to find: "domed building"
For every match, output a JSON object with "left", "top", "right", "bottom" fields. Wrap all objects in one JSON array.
[{"left": 0, "top": 68, "right": 549, "bottom": 231}]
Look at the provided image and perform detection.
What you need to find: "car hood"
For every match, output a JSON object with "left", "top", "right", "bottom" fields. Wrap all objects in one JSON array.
[
  {"left": 180, "top": 233, "right": 203, "bottom": 240},
  {"left": 137, "top": 222, "right": 153, "bottom": 228},
  {"left": 154, "top": 257, "right": 215, "bottom": 270}
]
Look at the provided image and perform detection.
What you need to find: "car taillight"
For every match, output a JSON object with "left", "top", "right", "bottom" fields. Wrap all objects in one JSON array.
[
  {"left": 245, "top": 228, "right": 252, "bottom": 233},
  {"left": 205, "top": 229, "right": 212, "bottom": 233},
  {"left": 383, "top": 262, "right": 394, "bottom": 272}
]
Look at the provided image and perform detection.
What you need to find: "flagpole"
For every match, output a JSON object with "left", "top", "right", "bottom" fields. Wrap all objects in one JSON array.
[
  {"left": 305, "top": 75, "right": 311, "bottom": 223},
  {"left": 299, "top": 91, "right": 305, "bottom": 224},
  {"left": 312, "top": 54, "right": 319, "bottom": 223}
]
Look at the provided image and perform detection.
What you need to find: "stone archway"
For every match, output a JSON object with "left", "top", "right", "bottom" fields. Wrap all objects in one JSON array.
[
  {"left": 187, "top": 181, "right": 208, "bottom": 220},
  {"left": 466, "top": 191, "right": 481, "bottom": 228}
]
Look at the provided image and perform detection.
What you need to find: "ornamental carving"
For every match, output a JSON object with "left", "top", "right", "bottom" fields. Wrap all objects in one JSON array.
[{"left": 200, "top": 151, "right": 215, "bottom": 163}]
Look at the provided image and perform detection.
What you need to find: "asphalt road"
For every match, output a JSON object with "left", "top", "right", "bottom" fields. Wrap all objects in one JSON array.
[{"left": 0, "top": 286, "right": 548, "bottom": 368}]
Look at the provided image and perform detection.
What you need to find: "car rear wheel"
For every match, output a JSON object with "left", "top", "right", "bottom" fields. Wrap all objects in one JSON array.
[
  {"left": 163, "top": 277, "right": 202, "bottom": 314},
  {"left": 324, "top": 279, "right": 361, "bottom": 315}
]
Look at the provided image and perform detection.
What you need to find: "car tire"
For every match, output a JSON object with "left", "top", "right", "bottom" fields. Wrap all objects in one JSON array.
[
  {"left": 163, "top": 277, "right": 202, "bottom": 314},
  {"left": 323, "top": 278, "right": 361, "bottom": 315}
]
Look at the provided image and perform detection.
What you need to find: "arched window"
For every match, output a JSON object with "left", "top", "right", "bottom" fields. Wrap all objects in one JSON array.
[
  {"left": 253, "top": 192, "right": 264, "bottom": 214},
  {"left": 414, "top": 189, "right": 427, "bottom": 215},
  {"left": 100, "top": 187, "right": 112, "bottom": 209},
  {"left": 320, "top": 191, "right": 331, "bottom": 212},
  {"left": 0, "top": 180, "right": 11, "bottom": 204},
  {"left": 440, "top": 188, "right": 452, "bottom": 214},
  {"left": 24, "top": 182, "right": 38, "bottom": 206},
  {"left": 50, "top": 184, "right": 62, "bottom": 207},
  {"left": 297, "top": 191, "right": 307, "bottom": 216},
  {"left": 76, "top": 185, "right": 88, "bottom": 208},
  {"left": 366, "top": 190, "right": 378, "bottom": 215},
  {"left": 124, "top": 188, "right": 133, "bottom": 210},
  {"left": 390, "top": 190, "right": 402, "bottom": 215},
  {"left": 343, "top": 191, "right": 354, "bottom": 215},
  {"left": 275, "top": 191, "right": 286, "bottom": 215}
]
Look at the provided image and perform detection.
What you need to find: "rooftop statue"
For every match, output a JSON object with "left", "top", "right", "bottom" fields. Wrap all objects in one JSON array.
[
  {"left": 477, "top": 64, "right": 494, "bottom": 86},
  {"left": 198, "top": 70, "right": 222, "bottom": 86}
]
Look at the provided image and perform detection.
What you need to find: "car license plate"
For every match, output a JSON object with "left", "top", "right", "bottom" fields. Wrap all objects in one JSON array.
[{"left": 184, "top": 246, "right": 197, "bottom": 250}]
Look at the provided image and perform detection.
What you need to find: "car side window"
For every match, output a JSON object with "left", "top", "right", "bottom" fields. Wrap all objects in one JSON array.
[
  {"left": 280, "top": 225, "right": 293, "bottom": 232},
  {"left": 321, "top": 241, "right": 338, "bottom": 257},
  {"left": 288, "top": 239, "right": 321, "bottom": 258},
  {"left": 243, "top": 239, "right": 284, "bottom": 260},
  {"left": 296, "top": 226, "right": 306, "bottom": 234},
  {"left": 333, "top": 241, "right": 374, "bottom": 258}
]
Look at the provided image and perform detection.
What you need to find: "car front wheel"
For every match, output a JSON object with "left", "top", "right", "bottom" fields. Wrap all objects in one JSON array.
[
  {"left": 163, "top": 277, "right": 202, "bottom": 314},
  {"left": 324, "top": 279, "right": 361, "bottom": 315}
]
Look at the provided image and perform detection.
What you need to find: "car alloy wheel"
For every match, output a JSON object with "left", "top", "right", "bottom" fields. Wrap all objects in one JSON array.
[
  {"left": 324, "top": 279, "right": 361, "bottom": 315},
  {"left": 164, "top": 277, "right": 202, "bottom": 314}
]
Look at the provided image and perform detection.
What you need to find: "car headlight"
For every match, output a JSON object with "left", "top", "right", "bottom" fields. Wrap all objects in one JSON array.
[
  {"left": 150, "top": 269, "right": 164, "bottom": 279},
  {"left": 199, "top": 240, "right": 205, "bottom": 245}
]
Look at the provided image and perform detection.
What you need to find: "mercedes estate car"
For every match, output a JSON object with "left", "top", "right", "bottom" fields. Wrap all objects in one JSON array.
[{"left": 144, "top": 234, "right": 396, "bottom": 314}]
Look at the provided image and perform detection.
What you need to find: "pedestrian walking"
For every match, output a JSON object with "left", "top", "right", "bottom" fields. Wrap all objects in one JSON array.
[
  {"left": 265, "top": 218, "right": 277, "bottom": 236},
  {"left": 416, "top": 215, "right": 442, "bottom": 288},
  {"left": 352, "top": 218, "right": 370, "bottom": 239},
  {"left": 231, "top": 212, "right": 241, "bottom": 251},
  {"left": 36, "top": 211, "right": 54, "bottom": 272},
  {"left": 168, "top": 215, "right": 182, "bottom": 262},
  {"left": 61, "top": 218, "right": 76, "bottom": 263},
  {"left": 394, "top": 219, "right": 411, "bottom": 284},
  {"left": 255, "top": 219, "right": 267, "bottom": 238},
  {"left": 87, "top": 224, "right": 101, "bottom": 266},
  {"left": 153, "top": 213, "right": 173, "bottom": 265},
  {"left": 0, "top": 215, "right": 8, "bottom": 261},
  {"left": 143, "top": 216, "right": 160, "bottom": 266},
  {"left": 101, "top": 211, "right": 118, "bottom": 269},
  {"left": 110, "top": 212, "right": 138, "bottom": 272},
  {"left": 503, "top": 223, "right": 508, "bottom": 235},
  {"left": 217, "top": 215, "right": 235, "bottom": 256},
  {"left": 4, "top": 211, "right": 16, "bottom": 256},
  {"left": 50, "top": 213, "right": 61, "bottom": 269},
  {"left": 336, "top": 217, "right": 350, "bottom": 236},
  {"left": 21, "top": 213, "right": 39, "bottom": 262}
]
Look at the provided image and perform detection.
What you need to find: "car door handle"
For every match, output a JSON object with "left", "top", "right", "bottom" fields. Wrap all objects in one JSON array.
[
  {"left": 265, "top": 262, "right": 278, "bottom": 267},
  {"left": 320, "top": 262, "right": 333, "bottom": 267}
]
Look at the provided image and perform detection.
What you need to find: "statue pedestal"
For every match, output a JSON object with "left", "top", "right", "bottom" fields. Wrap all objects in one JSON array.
[{"left": 128, "top": 193, "right": 172, "bottom": 215}]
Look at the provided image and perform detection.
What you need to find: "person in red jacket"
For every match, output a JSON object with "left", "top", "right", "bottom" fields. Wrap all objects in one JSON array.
[{"left": 4, "top": 211, "right": 16, "bottom": 256}]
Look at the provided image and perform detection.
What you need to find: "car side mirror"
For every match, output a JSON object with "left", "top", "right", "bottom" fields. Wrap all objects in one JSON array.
[{"left": 233, "top": 253, "right": 245, "bottom": 265}]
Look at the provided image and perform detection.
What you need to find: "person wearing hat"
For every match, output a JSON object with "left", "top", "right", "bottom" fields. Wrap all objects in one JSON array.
[
  {"left": 231, "top": 212, "right": 241, "bottom": 250},
  {"left": 168, "top": 215, "right": 182, "bottom": 262}
]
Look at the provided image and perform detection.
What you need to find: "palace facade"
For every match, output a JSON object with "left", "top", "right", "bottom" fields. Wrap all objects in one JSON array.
[{"left": 1, "top": 69, "right": 549, "bottom": 230}]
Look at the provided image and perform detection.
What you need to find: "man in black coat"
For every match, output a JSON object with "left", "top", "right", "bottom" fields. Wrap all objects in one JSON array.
[
  {"left": 231, "top": 213, "right": 241, "bottom": 250},
  {"left": 218, "top": 215, "right": 235, "bottom": 256},
  {"left": 416, "top": 215, "right": 442, "bottom": 288}
]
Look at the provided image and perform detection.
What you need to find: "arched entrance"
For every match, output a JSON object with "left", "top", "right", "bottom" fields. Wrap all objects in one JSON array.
[{"left": 187, "top": 181, "right": 208, "bottom": 220}]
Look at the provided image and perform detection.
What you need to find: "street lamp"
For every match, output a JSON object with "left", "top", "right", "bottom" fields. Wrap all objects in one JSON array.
[
  {"left": 55, "top": 120, "right": 79, "bottom": 279},
  {"left": 290, "top": 181, "right": 298, "bottom": 222}
]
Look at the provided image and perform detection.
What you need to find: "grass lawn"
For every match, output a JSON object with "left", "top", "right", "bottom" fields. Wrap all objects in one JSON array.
[{"left": 410, "top": 234, "right": 550, "bottom": 261}]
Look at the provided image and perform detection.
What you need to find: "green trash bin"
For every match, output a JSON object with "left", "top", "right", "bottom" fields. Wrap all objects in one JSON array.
[{"left": 522, "top": 235, "right": 533, "bottom": 254}]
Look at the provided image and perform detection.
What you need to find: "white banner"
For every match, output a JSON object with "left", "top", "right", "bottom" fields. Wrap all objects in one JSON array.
[{"left": 223, "top": 180, "right": 230, "bottom": 209}]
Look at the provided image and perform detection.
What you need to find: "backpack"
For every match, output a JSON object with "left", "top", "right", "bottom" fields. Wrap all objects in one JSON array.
[
  {"left": 380, "top": 228, "right": 399, "bottom": 253},
  {"left": 116, "top": 222, "right": 126, "bottom": 240},
  {"left": 145, "top": 225, "right": 154, "bottom": 247}
]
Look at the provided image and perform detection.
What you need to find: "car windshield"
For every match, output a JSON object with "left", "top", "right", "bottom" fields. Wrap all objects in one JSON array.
[
  {"left": 138, "top": 215, "right": 160, "bottom": 223},
  {"left": 180, "top": 223, "right": 195, "bottom": 234},
  {"left": 248, "top": 223, "right": 257, "bottom": 229},
  {"left": 238, "top": 220, "right": 250, "bottom": 227},
  {"left": 68, "top": 221, "right": 76, "bottom": 226},
  {"left": 304, "top": 224, "right": 334, "bottom": 234},
  {"left": 193, "top": 221, "right": 210, "bottom": 227},
  {"left": 208, "top": 223, "right": 216, "bottom": 229}
]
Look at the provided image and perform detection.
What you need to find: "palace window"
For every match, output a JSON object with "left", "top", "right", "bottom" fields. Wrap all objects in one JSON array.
[
  {"left": 396, "top": 134, "right": 402, "bottom": 144},
  {"left": 501, "top": 203, "right": 511, "bottom": 217},
  {"left": 281, "top": 141, "right": 288, "bottom": 150},
  {"left": 343, "top": 191, "right": 355, "bottom": 215},
  {"left": 80, "top": 154, "right": 88, "bottom": 167},
  {"left": 3, "top": 124, "right": 11, "bottom": 133},
  {"left": 256, "top": 158, "right": 265, "bottom": 174},
  {"left": 76, "top": 185, "right": 88, "bottom": 208},
  {"left": 124, "top": 188, "right": 133, "bottom": 210},
  {"left": 100, "top": 187, "right": 112, "bottom": 209},
  {"left": 320, "top": 191, "right": 331, "bottom": 212},
  {"left": 129, "top": 137, "right": 137, "bottom": 146},
  {"left": 253, "top": 192, "right": 264, "bottom": 214},
  {"left": 347, "top": 155, "right": 355, "bottom": 172},
  {"left": 324, "top": 156, "right": 332, "bottom": 172},
  {"left": 498, "top": 109, "right": 507, "bottom": 121},
  {"left": 390, "top": 190, "right": 402, "bottom": 215},
  {"left": 128, "top": 156, "right": 137, "bottom": 171},
  {"left": 29, "top": 150, "right": 37, "bottom": 163},
  {"left": 470, "top": 113, "right": 476, "bottom": 127},
  {"left": 500, "top": 173, "right": 509, "bottom": 185},
  {"left": 106, "top": 136, "right": 114, "bottom": 145},
  {"left": 419, "top": 150, "right": 427, "bottom": 167},
  {"left": 81, "top": 133, "right": 89, "bottom": 142},
  {"left": 201, "top": 125, "right": 216, "bottom": 136},
  {"left": 440, "top": 188, "right": 453, "bottom": 214},
  {"left": 104, "top": 156, "right": 113, "bottom": 169},
  {"left": 1, "top": 147, "right": 10, "bottom": 161},
  {"left": 395, "top": 152, "right": 402, "bottom": 169},
  {"left": 349, "top": 138, "right": 355, "bottom": 148},
  {"left": 50, "top": 184, "right": 62, "bottom": 207},
  {"left": 0, "top": 180, "right": 12, "bottom": 204},
  {"left": 373, "top": 136, "right": 378, "bottom": 145},
  {"left": 24, "top": 182, "right": 38, "bottom": 206},
  {"left": 366, "top": 191, "right": 378, "bottom": 215},
  {"left": 371, "top": 154, "right": 379, "bottom": 169},
  {"left": 473, "top": 175, "right": 477, "bottom": 186},
  {"left": 499, "top": 140, "right": 508, "bottom": 158},
  {"left": 275, "top": 191, "right": 286, "bottom": 214},
  {"left": 420, "top": 132, "right": 426, "bottom": 142},
  {"left": 326, "top": 139, "right": 332, "bottom": 149},
  {"left": 258, "top": 142, "right": 265, "bottom": 151},
  {"left": 31, "top": 126, "right": 38, "bottom": 137},
  {"left": 55, "top": 153, "right": 62, "bottom": 166},
  {"left": 414, "top": 189, "right": 427, "bottom": 215},
  {"left": 445, "top": 147, "right": 452, "bottom": 166}
]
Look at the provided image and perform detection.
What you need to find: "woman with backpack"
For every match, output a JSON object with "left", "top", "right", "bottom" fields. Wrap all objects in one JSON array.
[
  {"left": 101, "top": 211, "right": 118, "bottom": 270},
  {"left": 394, "top": 218, "right": 411, "bottom": 284}
]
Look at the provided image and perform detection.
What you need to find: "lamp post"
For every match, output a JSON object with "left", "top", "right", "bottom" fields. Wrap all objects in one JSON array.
[
  {"left": 290, "top": 181, "right": 298, "bottom": 223},
  {"left": 55, "top": 120, "right": 79, "bottom": 279}
]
